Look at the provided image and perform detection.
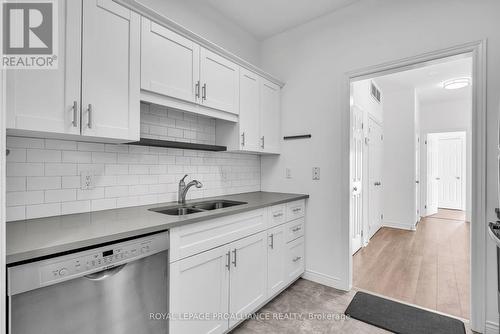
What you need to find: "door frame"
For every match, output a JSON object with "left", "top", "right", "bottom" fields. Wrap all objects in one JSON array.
[
  {"left": 343, "top": 41, "right": 486, "bottom": 332},
  {"left": 1, "top": 0, "right": 7, "bottom": 331}
]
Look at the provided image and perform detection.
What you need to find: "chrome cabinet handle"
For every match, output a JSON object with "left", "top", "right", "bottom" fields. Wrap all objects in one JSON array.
[
  {"left": 241, "top": 132, "right": 245, "bottom": 146},
  {"left": 292, "top": 226, "right": 302, "bottom": 233},
  {"left": 261, "top": 136, "right": 265, "bottom": 149},
  {"left": 195, "top": 81, "right": 200, "bottom": 99},
  {"left": 232, "top": 249, "right": 237, "bottom": 267},
  {"left": 273, "top": 212, "right": 283, "bottom": 218},
  {"left": 292, "top": 208, "right": 301, "bottom": 213},
  {"left": 72, "top": 101, "right": 78, "bottom": 127},
  {"left": 292, "top": 256, "right": 302, "bottom": 263},
  {"left": 436, "top": 177, "right": 441, "bottom": 180},
  {"left": 202, "top": 83, "right": 207, "bottom": 100},
  {"left": 269, "top": 234, "right": 274, "bottom": 249},
  {"left": 374, "top": 181, "right": 381, "bottom": 186},
  {"left": 456, "top": 176, "right": 461, "bottom": 179},
  {"left": 226, "top": 251, "right": 231, "bottom": 271},
  {"left": 87, "top": 104, "right": 93, "bottom": 129},
  {"left": 84, "top": 264, "right": 126, "bottom": 281}
]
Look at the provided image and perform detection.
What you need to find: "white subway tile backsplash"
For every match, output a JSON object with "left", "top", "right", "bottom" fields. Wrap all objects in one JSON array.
[
  {"left": 7, "top": 177, "right": 26, "bottom": 192},
  {"left": 7, "top": 206, "right": 26, "bottom": 221},
  {"left": 7, "top": 162, "right": 44, "bottom": 177},
  {"left": 45, "top": 163, "right": 77, "bottom": 176},
  {"left": 6, "top": 128, "right": 260, "bottom": 221},
  {"left": 45, "top": 189, "right": 77, "bottom": 203},
  {"left": 27, "top": 176, "right": 61, "bottom": 190},
  {"left": 61, "top": 200, "right": 91, "bottom": 215},
  {"left": 27, "top": 149, "right": 61, "bottom": 162},
  {"left": 26, "top": 203, "right": 61, "bottom": 219}
]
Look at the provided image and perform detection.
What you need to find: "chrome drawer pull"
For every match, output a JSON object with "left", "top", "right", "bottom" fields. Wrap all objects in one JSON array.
[
  {"left": 292, "top": 208, "right": 302, "bottom": 213},
  {"left": 232, "top": 249, "right": 237, "bottom": 267},
  {"left": 292, "top": 226, "right": 302, "bottom": 233},
  {"left": 293, "top": 256, "right": 302, "bottom": 263},
  {"left": 273, "top": 212, "right": 283, "bottom": 218},
  {"left": 226, "top": 251, "right": 231, "bottom": 271},
  {"left": 269, "top": 234, "right": 274, "bottom": 249}
]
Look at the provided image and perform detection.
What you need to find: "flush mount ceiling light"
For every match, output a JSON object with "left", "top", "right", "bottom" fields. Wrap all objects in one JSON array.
[{"left": 443, "top": 78, "right": 470, "bottom": 90}]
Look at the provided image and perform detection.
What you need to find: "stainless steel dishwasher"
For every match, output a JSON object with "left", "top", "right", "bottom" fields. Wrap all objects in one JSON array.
[{"left": 7, "top": 231, "right": 169, "bottom": 334}]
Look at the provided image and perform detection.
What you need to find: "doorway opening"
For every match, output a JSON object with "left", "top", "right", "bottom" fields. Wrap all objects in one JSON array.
[{"left": 350, "top": 54, "right": 472, "bottom": 321}]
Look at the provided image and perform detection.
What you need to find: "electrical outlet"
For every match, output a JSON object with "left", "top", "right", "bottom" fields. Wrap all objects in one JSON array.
[
  {"left": 220, "top": 166, "right": 230, "bottom": 182},
  {"left": 312, "top": 167, "right": 320, "bottom": 180},
  {"left": 80, "top": 171, "right": 94, "bottom": 190},
  {"left": 285, "top": 168, "right": 292, "bottom": 179}
]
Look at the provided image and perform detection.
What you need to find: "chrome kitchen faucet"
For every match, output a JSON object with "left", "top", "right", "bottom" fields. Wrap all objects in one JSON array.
[{"left": 178, "top": 174, "right": 203, "bottom": 204}]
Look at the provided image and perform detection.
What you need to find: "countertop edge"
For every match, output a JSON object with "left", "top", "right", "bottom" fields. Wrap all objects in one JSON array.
[{"left": 7, "top": 193, "right": 309, "bottom": 265}]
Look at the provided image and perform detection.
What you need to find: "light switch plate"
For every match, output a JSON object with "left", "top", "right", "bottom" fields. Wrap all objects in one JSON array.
[
  {"left": 285, "top": 168, "right": 292, "bottom": 179},
  {"left": 312, "top": 167, "right": 320, "bottom": 180}
]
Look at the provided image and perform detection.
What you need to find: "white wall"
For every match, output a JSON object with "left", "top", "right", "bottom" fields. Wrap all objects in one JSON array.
[
  {"left": 419, "top": 98, "right": 472, "bottom": 220},
  {"left": 259, "top": 0, "right": 500, "bottom": 329},
  {"left": 138, "top": 0, "right": 260, "bottom": 65},
  {"left": 382, "top": 88, "right": 417, "bottom": 230}
]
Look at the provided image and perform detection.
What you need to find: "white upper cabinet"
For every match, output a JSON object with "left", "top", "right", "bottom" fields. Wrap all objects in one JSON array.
[
  {"left": 6, "top": 0, "right": 140, "bottom": 142},
  {"left": 200, "top": 48, "right": 240, "bottom": 115},
  {"left": 81, "top": 0, "right": 140, "bottom": 141},
  {"left": 260, "top": 79, "right": 281, "bottom": 154},
  {"left": 141, "top": 17, "right": 199, "bottom": 104},
  {"left": 216, "top": 70, "right": 282, "bottom": 154},
  {"left": 6, "top": 0, "right": 81, "bottom": 136},
  {"left": 238, "top": 68, "right": 261, "bottom": 151}
]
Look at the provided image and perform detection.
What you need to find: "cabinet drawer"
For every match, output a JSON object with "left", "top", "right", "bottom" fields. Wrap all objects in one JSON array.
[
  {"left": 285, "top": 218, "right": 305, "bottom": 243},
  {"left": 169, "top": 209, "right": 267, "bottom": 262},
  {"left": 285, "top": 236, "right": 305, "bottom": 283},
  {"left": 286, "top": 200, "right": 305, "bottom": 221},
  {"left": 268, "top": 204, "right": 286, "bottom": 228}
]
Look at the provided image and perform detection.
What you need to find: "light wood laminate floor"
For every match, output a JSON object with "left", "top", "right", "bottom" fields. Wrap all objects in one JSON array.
[{"left": 353, "top": 209, "right": 470, "bottom": 320}]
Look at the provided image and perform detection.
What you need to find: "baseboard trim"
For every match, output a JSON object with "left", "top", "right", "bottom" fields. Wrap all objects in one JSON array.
[
  {"left": 485, "top": 321, "right": 499, "bottom": 334},
  {"left": 383, "top": 221, "right": 416, "bottom": 231},
  {"left": 302, "top": 270, "right": 345, "bottom": 290}
]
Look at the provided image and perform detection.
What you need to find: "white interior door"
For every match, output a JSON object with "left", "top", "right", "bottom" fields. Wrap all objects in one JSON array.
[
  {"left": 437, "top": 133, "right": 465, "bottom": 210},
  {"left": 426, "top": 134, "right": 439, "bottom": 215},
  {"left": 415, "top": 134, "right": 421, "bottom": 223},
  {"left": 351, "top": 106, "right": 363, "bottom": 255},
  {"left": 368, "top": 118, "right": 383, "bottom": 239},
  {"left": 81, "top": 0, "right": 140, "bottom": 141}
]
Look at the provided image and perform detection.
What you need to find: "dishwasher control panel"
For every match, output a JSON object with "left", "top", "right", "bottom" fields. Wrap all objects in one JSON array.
[
  {"left": 8, "top": 231, "right": 169, "bottom": 296},
  {"left": 40, "top": 239, "right": 154, "bottom": 284}
]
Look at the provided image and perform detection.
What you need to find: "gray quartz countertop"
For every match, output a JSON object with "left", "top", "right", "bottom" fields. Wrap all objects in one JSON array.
[{"left": 6, "top": 191, "right": 308, "bottom": 265}]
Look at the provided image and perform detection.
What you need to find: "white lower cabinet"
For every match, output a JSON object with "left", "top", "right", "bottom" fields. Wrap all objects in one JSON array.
[
  {"left": 169, "top": 205, "right": 306, "bottom": 334},
  {"left": 169, "top": 245, "right": 230, "bottom": 334},
  {"left": 228, "top": 231, "right": 268, "bottom": 327},
  {"left": 285, "top": 236, "right": 305, "bottom": 282},
  {"left": 267, "top": 224, "right": 287, "bottom": 297}
]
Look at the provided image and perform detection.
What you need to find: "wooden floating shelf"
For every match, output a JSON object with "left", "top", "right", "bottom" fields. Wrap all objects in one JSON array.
[{"left": 130, "top": 138, "right": 227, "bottom": 152}]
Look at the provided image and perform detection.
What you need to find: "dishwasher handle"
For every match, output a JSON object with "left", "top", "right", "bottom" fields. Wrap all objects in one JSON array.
[{"left": 84, "top": 264, "right": 126, "bottom": 281}]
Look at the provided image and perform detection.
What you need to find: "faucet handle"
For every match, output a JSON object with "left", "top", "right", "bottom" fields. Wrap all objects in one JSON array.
[{"left": 180, "top": 174, "right": 188, "bottom": 182}]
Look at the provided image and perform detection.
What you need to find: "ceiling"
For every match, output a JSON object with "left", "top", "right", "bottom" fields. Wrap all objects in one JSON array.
[
  {"left": 375, "top": 57, "right": 473, "bottom": 105},
  {"left": 197, "top": 0, "right": 359, "bottom": 39}
]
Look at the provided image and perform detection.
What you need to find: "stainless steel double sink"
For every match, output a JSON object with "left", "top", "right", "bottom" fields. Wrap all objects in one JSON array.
[{"left": 149, "top": 200, "right": 247, "bottom": 216}]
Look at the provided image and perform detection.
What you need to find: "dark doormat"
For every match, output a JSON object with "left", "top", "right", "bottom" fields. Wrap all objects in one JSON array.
[{"left": 344, "top": 292, "right": 466, "bottom": 334}]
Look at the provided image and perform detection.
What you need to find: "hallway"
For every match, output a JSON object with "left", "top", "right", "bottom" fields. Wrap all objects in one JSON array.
[{"left": 353, "top": 210, "right": 470, "bottom": 319}]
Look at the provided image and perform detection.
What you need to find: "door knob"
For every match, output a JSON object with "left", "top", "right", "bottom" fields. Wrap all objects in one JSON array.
[{"left": 353, "top": 186, "right": 358, "bottom": 191}]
